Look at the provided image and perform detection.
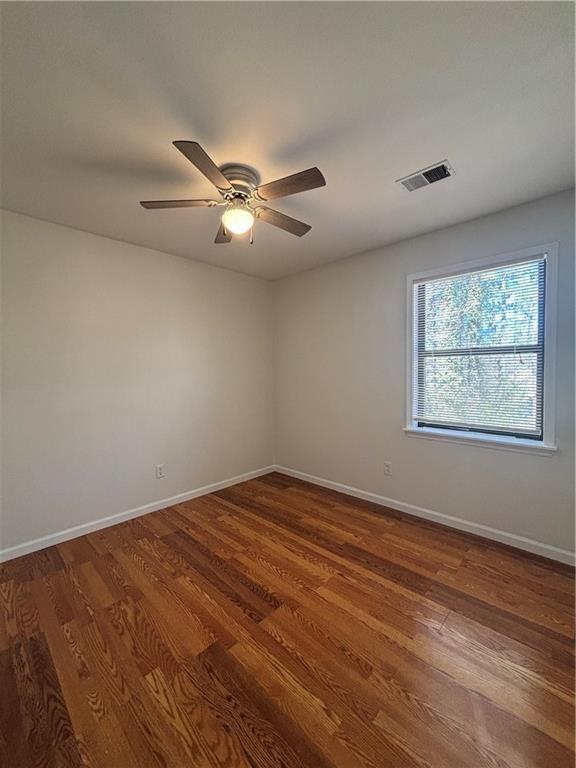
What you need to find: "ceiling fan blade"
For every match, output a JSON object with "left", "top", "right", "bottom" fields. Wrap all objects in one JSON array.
[
  {"left": 173, "top": 141, "right": 234, "bottom": 194},
  {"left": 257, "top": 206, "right": 311, "bottom": 237},
  {"left": 255, "top": 167, "right": 325, "bottom": 201},
  {"left": 214, "top": 222, "right": 232, "bottom": 243},
  {"left": 140, "top": 199, "right": 218, "bottom": 209}
]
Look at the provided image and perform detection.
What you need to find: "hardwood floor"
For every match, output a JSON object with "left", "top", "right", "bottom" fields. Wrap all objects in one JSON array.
[{"left": 0, "top": 472, "right": 573, "bottom": 767}]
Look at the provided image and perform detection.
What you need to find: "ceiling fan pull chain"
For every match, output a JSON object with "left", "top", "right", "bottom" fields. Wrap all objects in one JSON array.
[{"left": 249, "top": 227, "right": 254, "bottom": 245}]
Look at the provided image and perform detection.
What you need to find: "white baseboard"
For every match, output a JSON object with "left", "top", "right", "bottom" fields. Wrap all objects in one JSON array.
[
  {"left": 0, "top": 466, "right": 275, "bottom": 563},
  {"left": 3, "top": 463, "right": 573, "bottom": 567},
  {"left": 274, "top": 465, "right": 575, "bottom": 566}
]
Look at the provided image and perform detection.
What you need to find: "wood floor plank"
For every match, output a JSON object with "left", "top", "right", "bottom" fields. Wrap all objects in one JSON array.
[
  {"left": 190, "top": 641, "right": 332, "bottom": 768},
  {"left": 106, "top": 597, "right": 180, "bottom": 681},
  {"left": 0, "top": 472, "right": 573, "bottom": 766},
  {"left": 143, "top": 666, "right": 216, "bottom": 767},
  {"left": 0, "top": 646, "right": 28, "bottom": 768}
]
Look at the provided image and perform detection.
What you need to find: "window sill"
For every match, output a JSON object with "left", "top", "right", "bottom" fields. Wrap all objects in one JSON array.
[{"left": 403, "top": 426, "right": 557, "bottom": 456}]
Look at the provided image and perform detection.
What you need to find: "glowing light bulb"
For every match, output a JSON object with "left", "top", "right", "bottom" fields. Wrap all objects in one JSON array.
[{"left": 221, "top": 201, "right": 254, "bottom": 235}]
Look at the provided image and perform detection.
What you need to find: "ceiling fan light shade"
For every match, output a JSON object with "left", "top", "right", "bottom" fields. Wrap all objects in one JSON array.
[{"left": 221, "top": 201, "right": 254, "bottom": 235}]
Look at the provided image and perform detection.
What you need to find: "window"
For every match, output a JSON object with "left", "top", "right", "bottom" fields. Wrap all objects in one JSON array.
[{"left": 406, "top": 245, "right": 557, "bottom": 454}]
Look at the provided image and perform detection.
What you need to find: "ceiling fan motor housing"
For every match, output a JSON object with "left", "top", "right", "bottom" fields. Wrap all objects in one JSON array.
[{"left": 218, "top": 163, "right": 261, "bottom": 198}]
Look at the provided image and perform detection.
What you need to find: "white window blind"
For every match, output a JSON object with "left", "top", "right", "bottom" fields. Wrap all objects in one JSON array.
[{"left": 412, "top": 256, "right": 546, "bottom": 440}]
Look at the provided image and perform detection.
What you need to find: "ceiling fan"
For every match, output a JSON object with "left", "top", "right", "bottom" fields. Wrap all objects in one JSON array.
[{"left": 140, "top": 142, "right": 326, "bottom": 243}]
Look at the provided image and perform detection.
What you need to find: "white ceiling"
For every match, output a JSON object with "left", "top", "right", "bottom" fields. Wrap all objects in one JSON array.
[{"left": 1, "top": 2, "right": 573, "bottom": 280}]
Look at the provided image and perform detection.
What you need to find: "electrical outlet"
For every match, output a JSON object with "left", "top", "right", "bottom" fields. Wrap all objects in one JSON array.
[
  {"left": 383, "top": 461, "right": 392, "bottom": 476},
  {"left": 155, "top": 464, "right": 166, "bottom": 479}
]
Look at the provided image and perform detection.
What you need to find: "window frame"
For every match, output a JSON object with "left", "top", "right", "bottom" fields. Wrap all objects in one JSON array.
[{"left": 405, "top": 243, "right": 558, "bottom": 456}]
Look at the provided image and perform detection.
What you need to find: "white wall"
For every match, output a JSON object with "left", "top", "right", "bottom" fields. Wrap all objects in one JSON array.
[
  {"left": 274, "top": 190, "right": 575, "bottom": 557},
  {"left": 2, "top": 192, "right": 574, "bottom": 562},
  {"left": 1, "top": 211, "right": 273, "bottom": 553}
]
